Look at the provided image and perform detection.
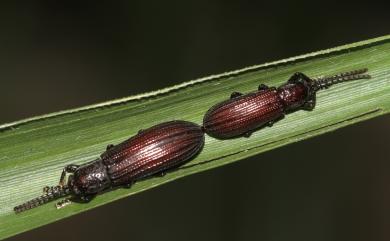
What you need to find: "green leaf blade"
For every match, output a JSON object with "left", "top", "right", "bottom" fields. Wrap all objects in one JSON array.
[{"left": 1, "top": 35, "right": 390, "bottom": 240}]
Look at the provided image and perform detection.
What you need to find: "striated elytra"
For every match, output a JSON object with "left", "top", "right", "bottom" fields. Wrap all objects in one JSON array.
[
  {"left": 203, "top": 88, "right": 285, "bottom": 139},
  {"left": 203, "top": 69, "right": 370, "bottom": 139},
  {"left": 101, "top": 120, "right": 205, "bottom": 185},
  {"left": 14, "top": 120, "right": 204, "bottom": 213}
]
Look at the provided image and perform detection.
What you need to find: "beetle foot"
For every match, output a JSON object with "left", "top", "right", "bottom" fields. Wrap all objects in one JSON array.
[
  {"left": 155, "top": 171, "right": 166, "bottom": 177},
  {"left": 138, "top": 129, "right": 145, "bottom": 134},
  {"left": 56, "top": 198, "right": 72, "bottom": 209},
  {"left": 258, "top": 84, "right": 269, "bottom": 91},
  {"left": 106, "top": 144, "right": 115, "bottom": 150},
  {"left": 230, "top": 92, "right": 243, "bottom": 99},
  {"left": 302, "top": 96, "right": 316, "bottom": 111}
]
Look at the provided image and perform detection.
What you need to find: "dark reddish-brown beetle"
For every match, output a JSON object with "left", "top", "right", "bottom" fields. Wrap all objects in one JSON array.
[
  {"left": 14, "top": 120, "right": 204, "bottom": 213},
  {"left": 203, "top": 69, "right": 370, "bottom": 139}
]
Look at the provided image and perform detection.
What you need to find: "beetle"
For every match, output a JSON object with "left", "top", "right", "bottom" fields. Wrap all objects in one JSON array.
[
  {"left": 203, "top": 68, "right": 371, "bottom": 139},
  {"left": 14, "top": 120, "right": 205, "bottom": 213}
]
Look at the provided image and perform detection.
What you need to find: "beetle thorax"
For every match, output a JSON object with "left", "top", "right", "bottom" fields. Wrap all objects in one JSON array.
[
  {"left": 277, "top": 83, "right": 308, "bottom": 111},
  {"left": 69, "top": 159, "right": 111, "bottom": 196}
]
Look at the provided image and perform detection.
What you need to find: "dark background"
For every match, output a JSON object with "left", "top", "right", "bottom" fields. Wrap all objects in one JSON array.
[{"left": 2, "top": 1, "right": 389, "bottom": 241}]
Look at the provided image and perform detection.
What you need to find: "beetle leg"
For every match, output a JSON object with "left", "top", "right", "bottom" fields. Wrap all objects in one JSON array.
[
  {"left": 56, "top": 198, "right": 72, "bottom": 209},
  {"left": 268, "top": 114, "right": 285, "bottom": 127},
  {"left": 230, "top": 92, "right": 243, "bottom": 99},
  {"left": 79, "top": 195, "right": 96, "bottom": 203},
  {"left": 138, "top": 129, "right": 145, "bottom": 134},
  {"left": 258, "top": 84, "right": 269, "bottom": 91},
  {"left": 123, "top": 180, "right": 135, "bottom": 189},
  {"left": 302, "top": 95, "right": 316, "bottom": 111},
  {"left": 59, "top": 164, "right": 79, "bottom": 186},
  {"left": 106, "top": 144, "right": 115, "bottom": 150},
  {"left": 288, "top": 72, "right": 305, "bottom": 83},
  {"left": 154, "top": 171, "right": 166, "bottom": 177}
]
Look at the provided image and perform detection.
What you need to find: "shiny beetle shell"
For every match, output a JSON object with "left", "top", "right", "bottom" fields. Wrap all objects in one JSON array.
[
  {"left": 101, "top": 120, "right": 205, "bottom": 185},
  {"left": 203, "top": 89, "right": 284, "bottom": 139}
]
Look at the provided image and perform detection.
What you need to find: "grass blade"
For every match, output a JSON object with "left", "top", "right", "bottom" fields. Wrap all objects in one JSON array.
[{"left": 1, "top": 35, "right": 390, "bottom": 240}]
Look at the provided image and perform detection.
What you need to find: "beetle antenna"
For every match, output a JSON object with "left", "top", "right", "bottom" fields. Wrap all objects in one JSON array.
[
  {"left": 14, "top": 185, "right": 71, "bottom": 214},
  {"left": 313, "top": 68, "right": 371, "bottom": 91}
]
